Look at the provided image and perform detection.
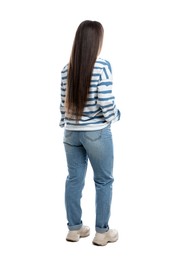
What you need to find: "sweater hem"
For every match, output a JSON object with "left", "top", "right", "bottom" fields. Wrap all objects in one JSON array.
[{"left": 64, "top": 122, "right": 110, "bottom": 131}]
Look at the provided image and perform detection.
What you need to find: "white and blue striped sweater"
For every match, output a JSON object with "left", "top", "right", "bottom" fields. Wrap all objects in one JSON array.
[{"left": 60, "top": 57, "right": 120, "bottom": 131}]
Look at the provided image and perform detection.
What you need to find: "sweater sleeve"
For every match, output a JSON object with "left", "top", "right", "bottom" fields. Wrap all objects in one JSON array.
[
  {"left": 59, "top": 76, "right": 66, "bottom": 128},
  {"left": 97, "top": 62, "right": 120, "bottom": 123}
]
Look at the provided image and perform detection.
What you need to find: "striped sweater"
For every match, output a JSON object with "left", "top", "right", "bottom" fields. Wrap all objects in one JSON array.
[{"left": 60, "top": 57, "right": 120, "bottom": 131}]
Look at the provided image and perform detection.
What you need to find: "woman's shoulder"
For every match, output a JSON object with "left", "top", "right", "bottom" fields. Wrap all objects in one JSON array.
[
  {"left": 95, "top": 57, "right": 112, "bottom": 72},
  {"left": 61, "top": 63, "right": 68, "bottom": 74}
]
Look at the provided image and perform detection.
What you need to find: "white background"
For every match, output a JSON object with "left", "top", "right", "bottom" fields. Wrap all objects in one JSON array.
[{"left": 0, "top": 0, "right": 179, "bottom": 259}]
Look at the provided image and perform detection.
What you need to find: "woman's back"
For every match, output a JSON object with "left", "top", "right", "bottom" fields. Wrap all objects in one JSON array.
[{"left": 60, "top": 57, "right": 120, "bottom": 130}]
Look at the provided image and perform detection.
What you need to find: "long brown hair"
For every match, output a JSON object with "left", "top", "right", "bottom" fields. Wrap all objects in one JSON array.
[{"left": 66, "top": 20, "right": 104, "bottom": 121}]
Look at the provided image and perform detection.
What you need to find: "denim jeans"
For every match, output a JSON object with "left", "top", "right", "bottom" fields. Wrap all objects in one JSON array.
[{"left": 63, "top": 124, "right": 114, "bottom": 233}]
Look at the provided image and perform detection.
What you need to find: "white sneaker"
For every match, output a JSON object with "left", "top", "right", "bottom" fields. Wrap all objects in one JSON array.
[
  {"left": 92, "top": 229, "right": 118, "bottom": 246},
  {"left": 66, "top": 225, "right": 90, "bottom": 242}
]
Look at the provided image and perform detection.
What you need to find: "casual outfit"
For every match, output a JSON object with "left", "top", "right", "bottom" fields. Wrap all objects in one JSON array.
[{"left": 60, "top": 57, "right": 120, "bottom": 245}]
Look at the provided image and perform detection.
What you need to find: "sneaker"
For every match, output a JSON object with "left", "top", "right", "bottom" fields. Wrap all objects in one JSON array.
[
  {"left": 92, "top": 229, "right": 118, "bottom": 246},
  {"left": 66, "top": 225, "right": 90, "bottom": 242}
]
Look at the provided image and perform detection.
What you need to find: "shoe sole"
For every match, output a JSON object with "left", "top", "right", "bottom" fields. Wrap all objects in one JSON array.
[
  {"left": 92, "top": 236, "right": 118, "bottom": 246},
  {"left": 66, "top": 232, "right": 90, "bottom": 242}
]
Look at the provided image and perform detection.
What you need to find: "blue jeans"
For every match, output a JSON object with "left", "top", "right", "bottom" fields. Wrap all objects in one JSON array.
[{"left": 63, "top": 125, "right": 114, "bottom": 233}]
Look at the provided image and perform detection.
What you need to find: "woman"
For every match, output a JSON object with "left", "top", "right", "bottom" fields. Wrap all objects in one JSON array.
[{"left": 60, "top": 20, "right": 120, "bottom": 246}]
